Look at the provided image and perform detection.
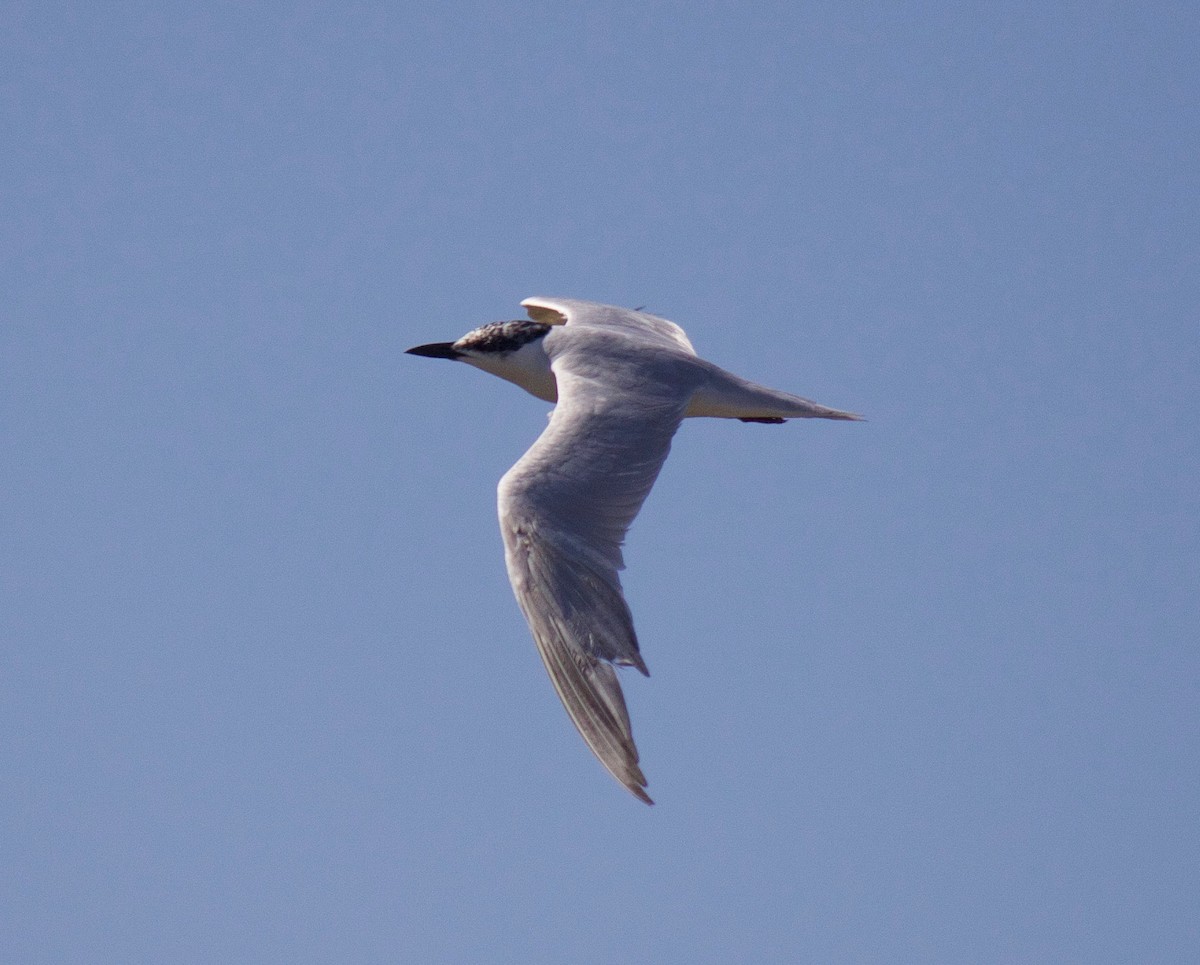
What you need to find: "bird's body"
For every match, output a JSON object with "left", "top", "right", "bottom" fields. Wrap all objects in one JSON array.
[{"left": 408, "top": 298, "right": 859, "bottom": 803}]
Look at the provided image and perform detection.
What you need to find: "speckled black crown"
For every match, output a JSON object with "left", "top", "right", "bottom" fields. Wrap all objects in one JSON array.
[{"left": 456, "top": 320, "right": 552, "bottom": 354}]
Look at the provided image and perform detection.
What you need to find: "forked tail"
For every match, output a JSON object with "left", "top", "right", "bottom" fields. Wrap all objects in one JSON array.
[{"left": 685, "top": 361, "right": 863, "bottom": 422}]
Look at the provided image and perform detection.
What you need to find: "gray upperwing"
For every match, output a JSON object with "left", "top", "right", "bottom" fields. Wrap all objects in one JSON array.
[{"left": 496, "top": 337, "right": 698, "bottom": 803}]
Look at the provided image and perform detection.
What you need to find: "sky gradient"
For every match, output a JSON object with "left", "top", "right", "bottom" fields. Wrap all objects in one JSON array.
[{"left": 3, "top": 2, "right": 1198, "bottom": 962}]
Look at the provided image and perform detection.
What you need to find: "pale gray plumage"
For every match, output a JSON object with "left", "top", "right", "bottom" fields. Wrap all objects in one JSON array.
[{"left": 407, "top": 297, "right": 860, "bottom": 804}]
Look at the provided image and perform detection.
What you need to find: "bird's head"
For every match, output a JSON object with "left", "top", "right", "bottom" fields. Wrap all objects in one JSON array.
[{"left": 406, "top": 320, "right": 558, "bottom": 403}]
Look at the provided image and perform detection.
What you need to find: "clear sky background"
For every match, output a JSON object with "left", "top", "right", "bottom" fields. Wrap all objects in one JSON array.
[{"left": 3, "top": 2, "right": 1197, "bottom": 963}]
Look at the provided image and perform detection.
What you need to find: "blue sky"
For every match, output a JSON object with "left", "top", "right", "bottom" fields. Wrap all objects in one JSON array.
[{"left": 3, "top": 2, "right": 1198, "bottom": 962}]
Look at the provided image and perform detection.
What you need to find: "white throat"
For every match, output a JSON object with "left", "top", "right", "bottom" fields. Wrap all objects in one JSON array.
[{"left": 463, "top": 337, "right": 557, "bottom": 403}]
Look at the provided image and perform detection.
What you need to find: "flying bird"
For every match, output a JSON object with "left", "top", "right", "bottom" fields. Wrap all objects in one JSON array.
[{"left": 408, "top": 297, "right": 860, "bottom": 804}]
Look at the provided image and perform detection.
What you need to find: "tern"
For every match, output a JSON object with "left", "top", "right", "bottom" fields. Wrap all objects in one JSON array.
[{"left": 408, "top": 297, "right": 860, "bottom": 804}]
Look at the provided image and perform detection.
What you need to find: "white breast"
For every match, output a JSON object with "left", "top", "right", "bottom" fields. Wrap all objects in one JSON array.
[{"left": 462, "top": 337, "right": 558, "bottom": 403}]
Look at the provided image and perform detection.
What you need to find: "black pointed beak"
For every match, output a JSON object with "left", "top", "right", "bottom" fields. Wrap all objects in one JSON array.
[{"left": 405, "top": 341, "right": 462, "bottom": 360}]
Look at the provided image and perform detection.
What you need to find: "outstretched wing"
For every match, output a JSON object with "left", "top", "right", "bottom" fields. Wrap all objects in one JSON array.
[
  {"left": 521, "top": 296, "right": 697, "bottom": 355},
  {"left": 497, "top": 329, "right": 702, "bottom": 804}
]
